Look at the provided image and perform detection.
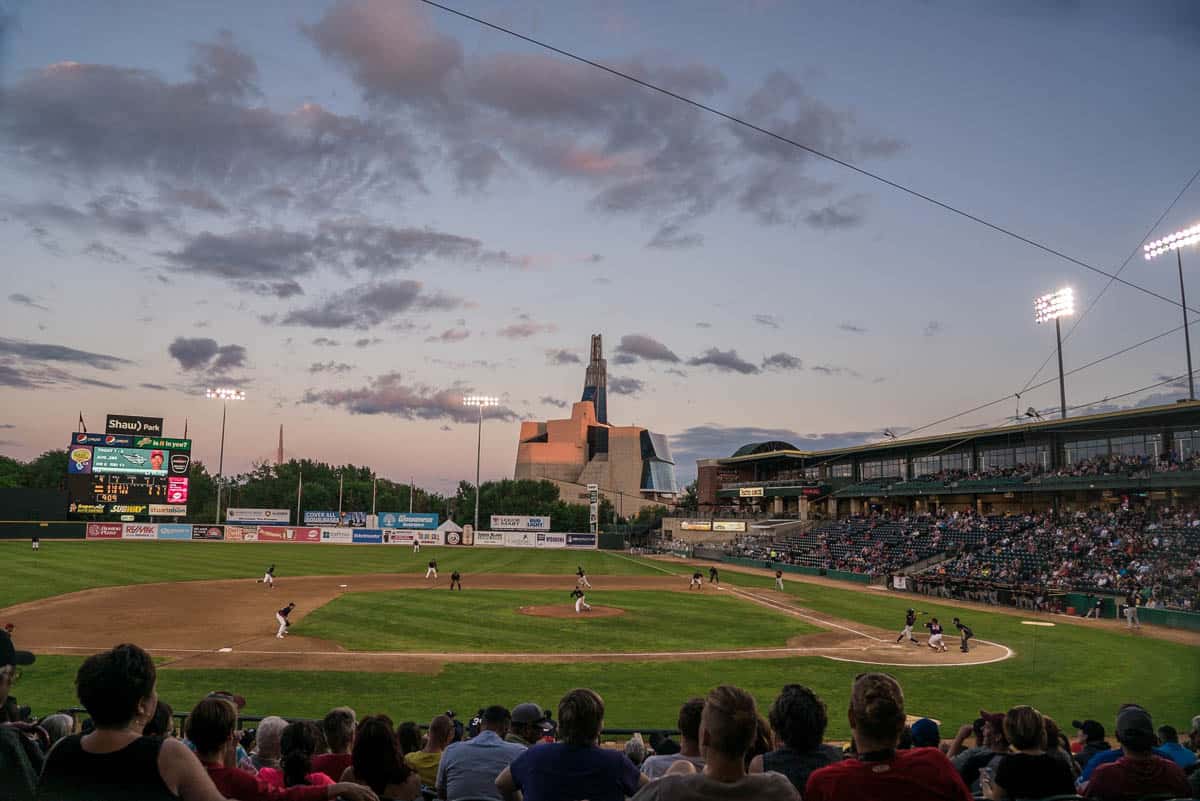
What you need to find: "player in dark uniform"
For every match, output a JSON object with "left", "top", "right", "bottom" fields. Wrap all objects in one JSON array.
[
  {"left": 774, "top": 569, "right": 784, "bottom": 591},
  {"left": 275, "top": 602, "right": 295, "bottom": 639},
  {"left": 708, "top": 566, "right": 719, "bottom": 585},
  {"left": 449, "top": 570, "right": 462, "bottom": 591},
  {"left": 31, "top": 535, "right": 39, "bottom": 552},
  {"left": 570, "top": 587, "right": 591, "bottom": 613},
  {"left": 425, "top": 559, "right": 438, "bottom": 580},
  {"left": 897, "top": 608, "right": 919, "bottom": 644},
  {"left": 953, "top": 617, "right": 974, "bottom": 652},
  {"left": 690, "top": 570, "right": 703, "bottom": 590},
  {"left": 924, "top": 617, "right": 946, "bottom": 652}
]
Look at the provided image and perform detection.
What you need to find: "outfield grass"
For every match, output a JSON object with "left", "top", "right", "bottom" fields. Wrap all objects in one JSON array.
[
  {"left": 0, "top": 541, "right": 661, "bottom": 607},
  {"left": 299, "top": 589, "right": 819, "bottom": 652},
  {"left": 4, "top": 544, "right": 1197, "bottom": 738}
]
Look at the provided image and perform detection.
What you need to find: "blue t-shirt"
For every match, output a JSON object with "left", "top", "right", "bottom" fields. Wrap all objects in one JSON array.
[
  {"left": 508, "top": 742, "right": 641, "bottom": 801},
  {"left": 1157, "top": 741, "right": 1198, "bottom": 770}
]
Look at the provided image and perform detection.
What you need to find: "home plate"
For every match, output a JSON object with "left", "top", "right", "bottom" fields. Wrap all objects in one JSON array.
[
  {"left": 217, "top": 647, "right": 233, "bottom": 653},
  {"left": 339, "top": 584, "right": 348, "bottom": 588}
]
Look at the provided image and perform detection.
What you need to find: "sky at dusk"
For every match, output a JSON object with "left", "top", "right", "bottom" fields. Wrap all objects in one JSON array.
[{"left": 2, "top": 0, "right": 1199, "bottom": 492}]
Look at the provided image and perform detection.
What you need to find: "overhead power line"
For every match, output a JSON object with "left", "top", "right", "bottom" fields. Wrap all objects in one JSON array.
[{"left": 417, "top": 0, "right": 1198, "bottom": 315}]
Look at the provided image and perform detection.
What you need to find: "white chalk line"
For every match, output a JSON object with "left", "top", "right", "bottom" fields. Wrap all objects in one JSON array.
[
  {"left": 725, "top": 586, "right": 889, "bottom": 642},
  {"left": 606, "top": 551, "right": 681, "bottom": 576}
]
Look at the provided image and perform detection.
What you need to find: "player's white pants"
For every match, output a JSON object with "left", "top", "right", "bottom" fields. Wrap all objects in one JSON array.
[
  {"left": 578, "top": 576, "right": 591, "bottom": 588},
  {"left": 426, "top": 567, "right": 437, "bottom": 579},
  {"left": 575, "top": 597, "right": 591, "bottom": 613},
  {"left": 690, "top": 579, "right": 701, "bottom": 589},
  {"left": 1124, "top": 607, "right": 1140, "bottom": 628},
  {"left": 276, "top": 613, "right": 287, "bottom": 638},
  {"left": 31, "top": 542, "right": 38, "bottom": 551},
  {"left": 262, "top": 574, "right": 274, "bottom": 586},
  {"left": 899, "top": 625, "right": 913, "bottom": 640},
  {"left": 775, "top": 578, "right": 784, "bottom": 591},
  {"left": 928, "top": 633, "right": 944, "bottom": 650}
]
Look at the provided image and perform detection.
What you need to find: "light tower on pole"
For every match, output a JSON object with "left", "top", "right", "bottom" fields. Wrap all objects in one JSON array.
[
  {"left": 462, "top": 395, "right": 500, "bottom": 534},
  {"left": 1033, "top": 288, "right": 1075, "bottom": 419},
  {"left": 205, "top": 387, "right": 246, "bottom": 524},
  {"left": 1144, "top": 221, "right": 1200, "bottom": 401}
]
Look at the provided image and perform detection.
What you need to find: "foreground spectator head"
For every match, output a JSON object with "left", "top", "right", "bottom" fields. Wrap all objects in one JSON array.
[
  {"left": 352, "top": 715, "right": 417, "bottom": 797},
  {"left": 427, "top": 714, "right": 454, "bottom": 750},
  {"left": 39, "top": 713, "right": 74, "bottom": 745},
  {"left": 1003, "top": 705, "right": 1047, "bottom": 750},
  {"left": 769, "top": 684, "right": 828, "bottom": 752},
  {"left": 624, "top": 733, "right": 646, "bottom": 766},
  {"left": 186, "top": 697, "right": 238, "bottom": 755},
  {"left": 1157, "top": 724, "right": 1179, "bottom": 744},
  {"left": 848, "top": 673, "right": 905, "bottom": 750},
  {"left": 558, "top": 688, "right": 605, "bottom": 746},
  {"left": 396, "top": 720, "right": 421, "bottom": 755},
  {"left": 280, "top": 719, "right": 324, "bottom": 786},
  {"left": 980, "top": 710, "right": 1009, "bottom": 750},
  {"left": 510, "top": 702, "right": 549, "bottom": 745},
  {"left": 0, "top": 630, "right": 34, "bottom": 716},
  {"left": 76, "top": 643, "right": 157, "bottom": 730},
  {"left": 323, "top": 706, "right": 356, "bottom": 754},
  {"left": 1073, "top": 718, "right": 1106, "bottom": 744},
  {"left": 911, "top": 717, "right": 940, "bottom": 748},
  {"left": 701, "top": 685, "right": 759, "bottom": 761},
  {"left": 677, "top": 698, "right": 704, "bottom": 749},
  {"left": 1115, "top": 706, "right": 1156, "bottom": 754},
  {"left": 481, "top": 704, "right": 511, "bottom": 736},
  {"left": 143, "top": 699, "right": 174, "bottom": 738},
  {"left": 255, "top": 715, "right": 288, "bottom": 765}
]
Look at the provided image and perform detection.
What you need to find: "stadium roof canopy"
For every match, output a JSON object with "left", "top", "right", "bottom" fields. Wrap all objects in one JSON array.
[{"left": 730, "top": 441, "right": 798, "bottom": 457}]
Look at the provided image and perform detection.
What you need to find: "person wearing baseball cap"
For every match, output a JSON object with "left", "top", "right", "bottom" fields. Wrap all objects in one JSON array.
[
  {"left": 1077, "top": 704, "right": 1173, "bottom": 786},
  {"left": 910, "top": 718, "right": 941, "bottom": 749},
  {"left": 507, "top": 702, "right": 549, "bottom": 748},
  {"left": 1083, "top": 706, "right": 1189, "bottom": 799},
  {"left": 1071, "top": 719, "right": 1110, "bottom": 770},
  {"left": 0, "top": 630, "right": 39, "bottom": 801}
]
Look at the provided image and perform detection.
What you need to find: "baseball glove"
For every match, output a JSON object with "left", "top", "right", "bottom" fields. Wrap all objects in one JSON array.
[{"left": 285, "top": 620, "right": 291, "bottom": 627}]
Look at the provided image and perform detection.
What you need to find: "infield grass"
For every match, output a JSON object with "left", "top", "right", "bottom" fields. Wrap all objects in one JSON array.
[{"left": 297, "top": 589, "right": 819, "bottom": 652}]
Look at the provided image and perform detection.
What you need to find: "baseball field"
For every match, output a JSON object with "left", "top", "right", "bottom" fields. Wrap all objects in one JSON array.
[{"left": 2, "top": 541, "right": 1197, "bottom": 739}]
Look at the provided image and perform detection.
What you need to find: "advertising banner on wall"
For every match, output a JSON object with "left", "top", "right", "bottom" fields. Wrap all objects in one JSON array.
[
  {"left": 304, "top": 511, "right": 340, "bottom": 526},
  {"left": 132, "top": 437, "right": 191, "bottom": 451},
  {"left": 225, "top": 526, "right": 255, "bottom": 542},
  {"left": 352, "top": 528, "right": 383, "bottom": 544},
  {"left": 503, "top": 531, "right": 536, "bottom": 548},
  {"left": 475, "top": 531, "right": 505, "bottom": 546},
  {"left": 381, "top": 529, "right": 415, "bottom": 544},
  {"left": 122, "top": 523, "right": 158, "bottom": 539},
  {"left": 566, "top": 533, "right": 597, "bottom": 548},
  {"left": 443, "top": 530, "right": 465, "bottom": 546},
  {"left": 417, "top": 530, "right": 442, "bottom": 545},
  {"left": 712, "top": 521, "right": 747, "bottom": 532},
  {"left": 257, "top": 526, "right": 320, "bottom": 542},
  {"left": 157, "top": 524, "right": 193, "bottom": 540},
  {"left": 93, "top": 447, "right": 168, "bottom": 477},
  {"left": 738, "top": 487, "right": 765, "bottom": 497},
  {"left": 377, "top": 512, "right": 439, "bottom": 530},
  {"left": 680, "top": 521, "right": 712, "bottom": 531},
  {"left": 167, "top": 477, "right": 189, "bottom": 504},
  {"left": 71, "top": 432, "right": 134, "bottom": 447},
  {"left": 535, "top": 533, "right": 567, "bottom": 548},
  {"left": 68, "top": 446, "right": 93, "bottom": 474},
  {"left": 149, "top": 504, "right": 187, "bottom": 517},
  {"left": 192, "top": 525, "right": 225, "bottom": 541},
  {"left": 320, "top": 527, "right": 353, "bottom": 543},
  {"left": 340, "top": 512, "right": 367, "bottom": 527},
  {"left": 226, "top": 508, "right": 291, "bottom": 524},
  {"left": 86, "top": 523, "right": 122, "bottom": 539},
  {"left": 109, "top": 504, "right": 147, "bottom": 515},
  {"left": 105, "top": 414, "right": 164, "bottom": 436},
  {"left": 490, "top": 515, "right": 551, "bottom": 531}
]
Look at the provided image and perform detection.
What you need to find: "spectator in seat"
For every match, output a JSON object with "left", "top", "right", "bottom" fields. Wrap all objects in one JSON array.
[
  {"left": 641, "top": 699, "right": 705, "bottom": 779},
  {"left": 436, "top": 705, "right": 524, "bottom": 801},
  {"left": 957, "top": 710, "right": 1009, "bottom": 792},
  {"left": 0, "top": 629, "right": 39, "bottom": 801},
  {"left": 341, "top": 715, "right": 420, "bottom": 801},
  {"left": 748, "top": 684, "right": 841, "bottom": 793},
  {"left": 1084, "top": 706, "right": 1189, "bottom": 799},
  {"left": 632, "top": 684, "right": 799, "bottom": 800},
  {"left": 1155, "top": 724, "right": 1197, "bottom": 769},
  {"left": 258, "top": 721, "right": 333, "bottom": 789},
  {"left": 496, "top": 687, "right": 647, "bottom": 801},
  {"left": 506, "top": 703, "right": 549, "bottom": 748},
  {"left": 1043, "top": 717, "right": 1080, "bottom": 779},
  {"left": 38, "top": 714, "right": 75, "bottom": 748},
  {"left": 804, "top": 673, "right": 972, "bottom": 801},
  {"left": 624, "top": 733, "right": 647, "bottom": 768},
  {"left": 1072, "top": 719, "right": 1111, "bottom": 770},
  {"left": 405, "top": 714, "right": 453, "bottom": 787},
  {"left": 910, "top": 718, "right": 940, "bottom": 749},
  {"left": 253, "top": 716, "right": 289, "bottom": 771},
  {"left": 947, "top": 718, "right": 985, "bottom": 761},
  {"left": 396, "top": 721, "right": 422, "bottom": 756},
  {"left": 311, "top": 707, "right": 355, "bottom": 782},
  {"left": 982, "top": 705, "right": 1074, "bottom": 799},
  {"left": 143, "top": 701, "right": 175, "bottom": 739},
  {"left": 1077, "top": 704, "right": 1172, "bottom": 785},
  {"left": 187, "top": 697, "right": 376, "bottom": 801},
  {"left": 38, "top": 642, "right": 227, "bottom": 801}
]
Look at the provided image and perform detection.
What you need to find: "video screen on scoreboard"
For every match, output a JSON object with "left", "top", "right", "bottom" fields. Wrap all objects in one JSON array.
[{"left": 66, "top": 430, "right": 191, "bottom": 516}]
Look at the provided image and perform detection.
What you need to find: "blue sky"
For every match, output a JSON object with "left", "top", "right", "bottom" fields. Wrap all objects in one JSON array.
[{"left": 2, "top": 0, "right": 1199, "bottom": 490}]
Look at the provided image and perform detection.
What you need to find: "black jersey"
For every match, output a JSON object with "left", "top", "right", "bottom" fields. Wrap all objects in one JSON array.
[
  {"left": 905, "top": 611, "right": 916, "bottom": 627},
  {"left": 709, "top": 567, "right": 718, "bottom": 576},
  {"left": 570, "top": 588, "right": 585, "bottom": 600},
  {"left": 266, "top": 565, "right": 275, "bottom": 575},
  {"left": 429, "top": 560, "right": 437, "bottom": 568},
  {"left": 577, "top": 567, "right": 586, "bottom": 577},
  {"left": 692, "top": 571, "right": 703, "bottom": 580},
  {"left": 277, "top": 606, "right": 292, "bottom": 619},
  {"left": 955, "top": 621, "right": 973, "bottom": 637},
  {"left": 775, "top": 570, "right": 783, "bottom": 579},
  {"left": 451, "top": 571, "right": 461, "bottom": 581}
]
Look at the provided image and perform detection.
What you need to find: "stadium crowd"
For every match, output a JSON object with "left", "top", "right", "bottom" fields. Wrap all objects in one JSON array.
[{"left": 2, "top": 636, "right": 1197, "bottom": 801}]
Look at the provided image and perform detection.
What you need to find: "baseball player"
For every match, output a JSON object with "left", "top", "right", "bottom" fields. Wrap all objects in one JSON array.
[
  {"left": 258, "top": 564, "right": 276, "bottom": 589},
  {"left": 426, "top": 559, "right": 438, "bottom": 580},
  {"left": 897, "top": 608, "right": 919, "bottom": 644},
  {"left": 413, "top": 538, "right": 420, "bottom": 554},
  {"left": 449, "top": 570, "right": 462, "bottom": 591},
  {"left": 953, "top": 617, "right": 973, "bottom": 652},
  {"left": 774, "top": 569, "right": 784, "bottom": 591},
  {"left": 708, "top": 566, "right": 719, "bottom": 585},
  {"left": 275, "top": 602, "right": 295, "bottom": 639},
  {"left": 689, "top": 570, "right": 703, "bottom": 590},
  {"left": 575, "top": 566, "right": 592, "bottom": 589},
  {"left": 570, "top": 587, "right": 591, "bottom": 614},
  {"left": 1123, "top": 590, "right": 1141, "bottom": 629},
  {"left": 925, "top": 617, "right": 946, "bottom": 652},
  {"left": 31, "top": 535, "right": 39, "bottom": 552}
]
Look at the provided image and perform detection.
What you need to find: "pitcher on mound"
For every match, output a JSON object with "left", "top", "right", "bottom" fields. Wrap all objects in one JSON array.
[{"left": 570, "top": 587, "right": 592, "bottom": 614}]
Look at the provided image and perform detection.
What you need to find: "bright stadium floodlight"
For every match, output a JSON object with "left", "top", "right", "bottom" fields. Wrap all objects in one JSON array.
[
  {"left": 462, "top": 395, "right": 501, "bottom": 533},
  {"left": 1144, "top": 221, "right": 1200, "bottom": 402},
  {"left": 1033, "top": 288, "right": 1074, "bottom": 420},
  {"left": 206, "top": 388, "right": 247, "bottom": 523}
]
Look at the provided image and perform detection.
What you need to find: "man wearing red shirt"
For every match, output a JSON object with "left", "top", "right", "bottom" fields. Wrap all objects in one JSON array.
[
  {"left": 1083, "top": 707, "right": 1190, "bottom": 800},
  {"left": 186, "top": 697, "right": 377, "bottom": 801},
  {"left": 805, "top": 673, "right": 972, "bottom": 801}
]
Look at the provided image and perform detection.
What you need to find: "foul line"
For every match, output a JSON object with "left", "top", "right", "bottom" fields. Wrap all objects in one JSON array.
[
  {"left": 726, "top": 586, "right": 890, "bottom": 642},
  {"left": 607, "top": 551, "right": 682, "bottom": 576}
]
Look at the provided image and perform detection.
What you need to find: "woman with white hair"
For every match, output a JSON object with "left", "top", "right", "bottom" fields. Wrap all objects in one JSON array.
[
  {"left": 38, "top": 713, "right": 75, "bottom": 746},
  {"left": 252, "top": 716, "right": 288, "bottom": 771}
]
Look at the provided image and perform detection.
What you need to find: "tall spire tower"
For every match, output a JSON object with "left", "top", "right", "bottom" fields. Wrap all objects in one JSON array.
[
  {"left": 276, "top": 424, "right": 284, "bottom": 466},
  {"left": 581, "top": 334, "right": 608, "bottom": 424}
]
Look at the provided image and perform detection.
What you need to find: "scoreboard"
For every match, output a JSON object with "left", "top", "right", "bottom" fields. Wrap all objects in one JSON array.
[{"left": 66, "top": 431, "right": 191, "bottom": 517}]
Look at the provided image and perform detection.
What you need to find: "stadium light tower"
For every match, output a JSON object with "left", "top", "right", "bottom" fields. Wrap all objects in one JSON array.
[
  {"left": 1144, "top": 221, "right": 1200, "bottom": 401},
  {"left": 1034, "top": 287, "right": 1075, "bottom": 419},
  {"left": 462, "top": 395, "right": 500, "bottom": 534},
  {"left": 206, "top": 387, "right": 246, "bottom": 524}
]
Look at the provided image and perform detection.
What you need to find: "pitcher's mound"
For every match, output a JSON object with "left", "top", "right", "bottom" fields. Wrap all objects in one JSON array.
[{"left": 519, "top": 605, "right": 625, "bottom": 619}]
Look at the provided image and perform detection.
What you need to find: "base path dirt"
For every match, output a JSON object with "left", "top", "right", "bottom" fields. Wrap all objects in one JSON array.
[{"left": 1, "top": 571, "right": 1012, "bottom": 674}]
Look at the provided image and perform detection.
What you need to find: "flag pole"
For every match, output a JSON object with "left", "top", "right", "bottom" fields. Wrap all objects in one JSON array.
[{"left": 296, "top": 465, "right": 303, "bottom": 524}]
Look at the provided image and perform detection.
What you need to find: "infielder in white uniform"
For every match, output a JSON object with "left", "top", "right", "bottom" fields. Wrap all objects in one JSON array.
[
  {"left": 259, "top": 564, "right": 276, "bottom": 589},
  {"left": 689, "top": 570, "right": 703, "bottom": 590},
  {"left": 425, "top": 559, "right": 438, "bottom": 580},
  {"left": 31, "top": 536, "right": 39, "bottom": 552},
  {"left": 413, "top": 539, "right": 420, "bottom": 553},
  {"left": 276, "top": 602, "right": 294, "bottom": 639},
  {"left": 575, "top": 566, "right": 591, "bottom": 589},
  {"left": 571, "top": 588, "right": 591, "bottom": 614}
]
